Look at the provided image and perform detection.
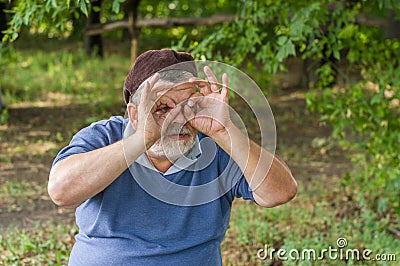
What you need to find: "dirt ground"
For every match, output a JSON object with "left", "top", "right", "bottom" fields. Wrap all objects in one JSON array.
[{"left": 0, "top": 104, "right": 88, "bottom": 227}]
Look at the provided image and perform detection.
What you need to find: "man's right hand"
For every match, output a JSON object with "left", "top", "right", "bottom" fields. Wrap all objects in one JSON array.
[
  {"left": 131, "top": 73, "right": 161, "bottom": 149},
  {"left": 48, "top": 73, "right": 164, "bottom": 208}
]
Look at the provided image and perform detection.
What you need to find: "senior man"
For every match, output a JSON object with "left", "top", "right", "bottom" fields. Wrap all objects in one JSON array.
[{"left": 48, "top": 49, "right": 297, "bottom": 265}]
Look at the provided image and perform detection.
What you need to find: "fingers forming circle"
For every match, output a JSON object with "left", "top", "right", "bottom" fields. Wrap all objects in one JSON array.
[
  {"left": 207, "top": 81, "right": 222, "bottom": 93},
  {"left": 122, "top": 60, "right": 276, "bottom": 207}
]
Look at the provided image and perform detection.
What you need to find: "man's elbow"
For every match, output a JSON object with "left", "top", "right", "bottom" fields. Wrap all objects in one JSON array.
[
  {"left": 255, "top": 179, "right": 298, "bottom": 208},
  {"left": 48, "top": 183, "right": 77, "bottom": 209},
  {"left": 283, "top": 180, "right": 298, "bottom": 203},
  {"left": 276, "top": 178, "right": 298, "bottom": 206},
  {"left": 48, "top": 170, "right": 79, "bottom": 209}
]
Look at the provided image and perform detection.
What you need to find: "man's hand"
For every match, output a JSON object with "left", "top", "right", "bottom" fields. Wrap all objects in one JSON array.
[
  {"left": 178, "top": 66, "right": 233, "bottom": 138},
  {"left": 129, "top": 73, "right": 162, "bottom": 149},
  {"left": 166, "top": 66, "right": 297, "bottom": 208}
]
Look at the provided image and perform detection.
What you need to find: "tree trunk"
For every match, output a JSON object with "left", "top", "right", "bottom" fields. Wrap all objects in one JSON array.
[
  {"left": 386, "top": 9, "right": 400, "bottom": 39},
  {"left": 126, "top": 0, "right": 141, "bottom": 64},
  {"left": 71, "top": 14, "right": 86, "bottom": 41},
  {"left": 84, "top": 0, "right": 103, "bottom": 57},
  {"left": 0, "top": 2, "right": 8, "bottom": 111},
  {"left": 121, "top": 1, "right": 132, "bottom": 42},
  {"left": 0, "top": 1, "right": 8, "bottom": 41}
]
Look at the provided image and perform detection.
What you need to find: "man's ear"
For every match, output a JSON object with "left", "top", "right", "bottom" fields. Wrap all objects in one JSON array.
[{"left": 127, "top": 103, "right": 138, "bottom": 130}]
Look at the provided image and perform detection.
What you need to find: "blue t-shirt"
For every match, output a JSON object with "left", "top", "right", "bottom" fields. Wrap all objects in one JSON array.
[{"left": 53, "top": 116, "right": 255, "bottom": 265}]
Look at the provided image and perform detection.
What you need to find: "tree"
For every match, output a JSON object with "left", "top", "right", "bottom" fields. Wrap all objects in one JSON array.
[
  {"left": 0, "top": 0, "right": 10, "bottom": 112},
  {"left": 84, "top": 0, "right": 104, "bottom": 57},
  {"left": 0, "top": 1, "right": 8, "bottom": 41},
  {"left": 186, "top": 0, "right": 400, "bottom": 216},
  {"left": 1, "top": 0, "right": 236, "bottom": 60}
]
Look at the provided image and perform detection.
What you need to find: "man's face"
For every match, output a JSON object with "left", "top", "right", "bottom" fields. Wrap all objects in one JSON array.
[{"left": 147, "top": 80, "right": 199, "bottom": 161}]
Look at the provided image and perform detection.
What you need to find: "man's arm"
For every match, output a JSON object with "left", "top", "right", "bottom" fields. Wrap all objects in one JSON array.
[
  {"left": 212, "top": 125, "right": 297, "bottom": 208},
  {"left": 187, "top": 68, "right": 297, "bottom": 207},
  {"left": 48, "top": 133, "right": 147, "bottom": 208},
  {"left": 48, "top": 74, "right": 160, "bottom": 208}
]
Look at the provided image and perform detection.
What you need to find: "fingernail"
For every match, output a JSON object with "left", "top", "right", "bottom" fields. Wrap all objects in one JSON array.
[{"left": 188, "top": 100, "right": 194, "bottom": 107}]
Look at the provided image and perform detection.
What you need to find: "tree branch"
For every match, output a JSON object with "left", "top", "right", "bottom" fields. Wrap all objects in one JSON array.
[
  {"left": 85, "top": 12, "right": 395, "bottom": 37},
  {"left": 355, "top": 13, "right": 388, "bottom": 27},
  {"left": 85, "top": 14, "right": 235, "bottom": 36}
]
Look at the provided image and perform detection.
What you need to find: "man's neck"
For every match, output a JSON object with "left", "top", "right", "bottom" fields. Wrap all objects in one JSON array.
[{"left": 146, "top": 153, "right": 175, "bottom": 173}]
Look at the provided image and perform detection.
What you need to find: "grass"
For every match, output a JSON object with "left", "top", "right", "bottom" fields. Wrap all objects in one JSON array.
[
  {"left": 0, "top": 180, "right": 44, "bottom": 213},
  {"left": 1, "top": 39, "right": 127, "bottom": 116},
  {"left": 1, "top": 222, "right": 77, "bottom": 265},
  {"left": 223, "top": 179, "right": 400, "bottom": 265},
  {"left": 1, "top": 36, "right": 399, "bottom": 265}
]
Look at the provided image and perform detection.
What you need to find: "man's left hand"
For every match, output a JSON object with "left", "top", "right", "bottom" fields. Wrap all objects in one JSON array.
[{"left": 181, "top": 66, "right": 233, "bottom": 138}]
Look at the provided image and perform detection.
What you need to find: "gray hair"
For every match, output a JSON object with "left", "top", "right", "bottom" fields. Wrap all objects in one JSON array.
[{"left": 129, "top": 70, "right": 195, "bottom": 105}]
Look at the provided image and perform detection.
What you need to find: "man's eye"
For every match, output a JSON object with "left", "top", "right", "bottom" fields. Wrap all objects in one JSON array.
[{"left": 156, "top": 106, "right": 171, "bottom": 113}]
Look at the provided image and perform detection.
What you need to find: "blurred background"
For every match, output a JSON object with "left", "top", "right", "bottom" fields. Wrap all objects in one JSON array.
[{"left": 0, "top": 0, "right": 399, "bottom": 265}]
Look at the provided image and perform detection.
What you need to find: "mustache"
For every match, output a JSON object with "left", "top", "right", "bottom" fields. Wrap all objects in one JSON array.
[{"left": 164, "top": 124, "right": 192, "bottom": 135}]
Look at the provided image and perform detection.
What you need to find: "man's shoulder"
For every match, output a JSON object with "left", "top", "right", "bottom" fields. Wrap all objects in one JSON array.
[
  {"left": 86, "top": 116, "right": 126, "bottom": 132},
  {"left": 89, "top": 116, "right": 126, "bottom": 127},
  {"left": 74, "top": 116, "right": 127, "bottom": 142}
]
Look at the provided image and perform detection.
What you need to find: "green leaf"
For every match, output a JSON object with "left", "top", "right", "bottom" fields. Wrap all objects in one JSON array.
[
  {"left": 93, "top": 6, "right": 101, "bottom": 13},
  {"left": 338, "top": 24, "right": 357, "bottom": 39},
  {"left": 286, "top": 40, "right": 296, "bottom": 56},
  {"left": 371, "top": 94, "right": 381, "bottom": 105},
  {"left": 333, "top": 48, "right": 340, "bottom": 60},
  {"left": 276, "top": 46, "right": 286, "bottom": 62},
  {"left": 277, "top": 36, "right": 287, "bottom": 46},
  {"left": 112, "top": 0, "right": 123, "bottom": 14},
  {"left": 80, "top": 0, "right": 88, "bottom": 16}
]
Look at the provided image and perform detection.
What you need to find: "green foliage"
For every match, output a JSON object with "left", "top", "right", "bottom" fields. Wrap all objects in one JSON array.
[
  {"left": 188, "top": 0, "right": 400, "bottom": 218},
  {"left": 2, "top": 0, "right": 237, "bottom": 42},
  {"left": 0, "top": 42, "right": 15, "bottom": 66},
  {"left": 2, "top": 0, "right": 124, "bottom": 42},
  {"left": 310, "top": 46, "right": 400, "bottom": 215},
  {"left": 0, "top": 41, "right": 127, "bottom": 111},
  {"left": 187, "top": 1, "right": 328, "bottom": 70},
  {"left": 4, "top": 0, "right": 78, "bottom": 41},
  {"left": 139, "top": 0, "right": 236, "bottom": 18},
  {"left": 111, "top": 0, "right": 125, "bottom": 14},
  {"left": 306, "top": 21, "right": 400, "bottom": 216},
  {"left": 0, "top": 222, "right": 77, "bottom": 264},
  {"left": 0, "top": 108, "right": 7, "bottom": 125},
  {"left": 0, "top": 180, "right": 44, "bottom": 212},
  {"left": 224, "top": 179, "right": 400, "bottom": 265}
]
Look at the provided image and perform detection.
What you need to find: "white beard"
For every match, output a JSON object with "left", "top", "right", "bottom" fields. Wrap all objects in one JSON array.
[{"left": 148, "top": 125, "right": 196, "bottom": 162}]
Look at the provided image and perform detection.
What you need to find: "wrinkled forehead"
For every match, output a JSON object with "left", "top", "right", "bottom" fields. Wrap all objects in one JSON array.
[{"left": 154, "top": 79, "right": 197, "bottom": 100}]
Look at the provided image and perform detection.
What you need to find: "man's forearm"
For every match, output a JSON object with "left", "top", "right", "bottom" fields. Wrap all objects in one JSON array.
[
  {"left": 48, "top": 133, "right": 146, "bottom": 208},
  {"left": 213, "top": 125, "right": 297, "bottom": 207}
]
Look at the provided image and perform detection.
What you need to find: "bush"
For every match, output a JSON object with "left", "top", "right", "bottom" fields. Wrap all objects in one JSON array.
[{"left": 187, "top": 0, "right": 400, "bottom": 218}]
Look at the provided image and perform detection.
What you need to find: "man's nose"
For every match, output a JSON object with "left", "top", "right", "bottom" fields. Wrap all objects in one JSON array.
[{"left": 172, "top": 108, "right": 187, "bottom": 124}]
